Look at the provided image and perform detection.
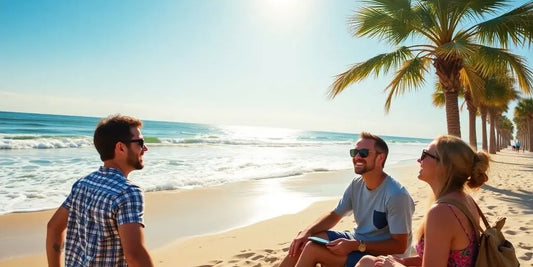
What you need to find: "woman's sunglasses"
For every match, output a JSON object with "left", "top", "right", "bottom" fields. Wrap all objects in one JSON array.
[
  {"left": 350, "top": 148, "right": 370, "bottom": 158},
  {"left": 420, "top": 149, "right": 439, "bottom": 161}
]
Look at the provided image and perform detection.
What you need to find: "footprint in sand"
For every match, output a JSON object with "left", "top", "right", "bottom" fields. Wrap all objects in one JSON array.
[
  {"left": 264, "top": 256, "right": 279, "bottom": 264},
  {"left": 509, "top": 209, "right": 520, "bottom": 215},
  {"left": 519, "top": 226, "right": 531, "bottom": 232},
  {"left": 236, "top": 252, "right": 255, "bottom": 259},
  {"left": 195, "top": 259, "right": 223, "bottom": 267},
  {"left": 518, "top": 251, "right": 532, "bottom": 261},
  {"left": 505, "top": 229, "right": 516, "bottom": 235},
  {"left": 252, "top": 255, "right": 264, "bottom": 261},
  {"left": 518, "top": 242, "right": 533, "bottom": 250}
]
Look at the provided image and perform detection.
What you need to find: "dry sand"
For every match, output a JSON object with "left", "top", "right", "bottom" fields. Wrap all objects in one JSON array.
[{"left": 0, "top": 148, "right": 531, "bottom": 266}]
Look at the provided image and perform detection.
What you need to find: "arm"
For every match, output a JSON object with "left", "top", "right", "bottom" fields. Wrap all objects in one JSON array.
[
  {"left": 46, "top": 207, "right": 68, "bottom": 267},
  {"left": 288, "top": 211, "right": 342, "bottom": 256},
  {"left": 327, "top": 233, "right": 409, "bottom": 256},
  {"left": 400, "top": 256, "right": 423, "bottom": 266},
  {"left": 421, "top": 204, "right": 454, "bottom": 267},
  {"left": 364, "top": 233, "right": 409, "bottom": 255},
  {"left": 118, "top": 223, "right": 154, "bottom": 267}
]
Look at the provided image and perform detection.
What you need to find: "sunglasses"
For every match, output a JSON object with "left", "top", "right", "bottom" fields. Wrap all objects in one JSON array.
[
  {"left": 124, "top": 139, "right": 145, "bottom": 148},
  {"left": 420, "top": 149, "right": 439, "bottom": 161},
  {"left": 349, "top": 148, "right": 370, "bottom": 158}
]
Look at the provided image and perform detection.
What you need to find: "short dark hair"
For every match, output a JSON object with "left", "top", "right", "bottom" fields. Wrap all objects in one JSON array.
[
  {"left": 360, "top": 132, "right": 389, "bottom": 167},
  {"left": 93, "top": 115, "right": 143, "bottom": 161}
]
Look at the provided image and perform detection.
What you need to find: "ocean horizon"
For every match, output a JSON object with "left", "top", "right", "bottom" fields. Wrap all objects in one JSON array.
[{"left": 0, "top": 111, "right": 432, "bottom": 215}]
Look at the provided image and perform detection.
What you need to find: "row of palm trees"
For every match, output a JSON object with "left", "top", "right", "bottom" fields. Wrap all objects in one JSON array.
[
  {"left": 328, "top": 0, "right": 533, "bottom": 153},
  {"left": 514, "top": 98, "right": 533, "bottom": 151}
]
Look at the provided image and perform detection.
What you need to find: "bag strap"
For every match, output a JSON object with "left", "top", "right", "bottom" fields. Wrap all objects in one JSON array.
[{"left": 436, "top": 197, "right": 490, "bottom": 233}]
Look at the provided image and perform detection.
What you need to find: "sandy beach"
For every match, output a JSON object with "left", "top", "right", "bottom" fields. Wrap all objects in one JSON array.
[{"left": 0, "top": 148, "right": 531, "bottom": 266}]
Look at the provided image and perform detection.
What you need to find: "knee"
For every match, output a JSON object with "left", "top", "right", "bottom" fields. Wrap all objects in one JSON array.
[
  {"left": 301, "top": 240, "right": 319, "bottom": 253},
  {"left": 355, "top": 255, "right": 378, "bottom": 267}
]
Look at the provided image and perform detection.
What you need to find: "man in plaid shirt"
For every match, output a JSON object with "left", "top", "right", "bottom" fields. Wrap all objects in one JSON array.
[{"left": 46, "top": 115, "right": 153, "bottom": 267}]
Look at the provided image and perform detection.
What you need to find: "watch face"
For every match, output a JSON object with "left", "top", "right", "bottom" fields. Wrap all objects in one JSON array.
[{"left": 359, "top": 242, "right": 366, "bottom": 252}]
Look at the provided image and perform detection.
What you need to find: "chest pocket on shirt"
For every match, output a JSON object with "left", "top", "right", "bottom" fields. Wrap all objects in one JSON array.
[{"left": 373, "top": 210, "right": 388, "bottom": 229}]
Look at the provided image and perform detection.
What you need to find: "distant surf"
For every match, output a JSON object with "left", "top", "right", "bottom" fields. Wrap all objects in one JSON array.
[{"left": 0, "top": 111, "right": 431, "bottom": 215}]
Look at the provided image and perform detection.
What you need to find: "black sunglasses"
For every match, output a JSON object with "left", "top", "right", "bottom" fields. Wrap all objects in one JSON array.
[
  {"left": 350, "top": 148, "right": 370, "bottom": 158},
  {"left": 124, "top": 139, "right": 145, "bottom": 148},
  {"left": 420, "top": 149, "right": 439, "bottom": 161}
]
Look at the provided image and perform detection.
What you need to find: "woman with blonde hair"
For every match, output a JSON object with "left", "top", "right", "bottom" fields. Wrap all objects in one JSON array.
[{"left": 357, "top": 135, "right": 489, "bottom": 267}]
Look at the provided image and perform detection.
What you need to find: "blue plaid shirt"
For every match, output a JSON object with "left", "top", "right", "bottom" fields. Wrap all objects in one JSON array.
[{"left": 62, "top": 166, "right": 145, "bottom": 267}]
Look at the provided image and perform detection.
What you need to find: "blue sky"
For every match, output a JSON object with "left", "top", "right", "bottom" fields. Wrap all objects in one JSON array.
[{"left": 0, "top": 0, "right": 531, "bottom": 139}]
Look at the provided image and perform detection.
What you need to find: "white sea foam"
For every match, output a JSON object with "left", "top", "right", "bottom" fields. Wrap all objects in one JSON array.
[
  {"left": 0, "top": 135, "right": 93, "bottom": 149},
  {"left": 0, "top": 141, "right": 429, "bottom": 215},
  {"left": 0, "top": 112, "right": 433, "bottom": 215}
]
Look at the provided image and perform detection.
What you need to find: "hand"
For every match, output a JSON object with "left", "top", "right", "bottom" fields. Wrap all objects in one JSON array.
[
  {"left": 325, "top": 238, "right": 354, "bottom": 256},
  {"left": 288, "top": 231, "right": 310, "bottom": 257},
  {"left": 373, "top": 255, "right": 405, "bottom": 267}
]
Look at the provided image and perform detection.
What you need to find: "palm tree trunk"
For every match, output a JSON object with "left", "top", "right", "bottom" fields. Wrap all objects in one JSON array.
[
  {"left": 444, "top": 91, "right": 461, "bottom": 137},
  {"left": 496, "top": 132, "right": 502, "bottom": 152},
  {"left": 480, "top": 107, "right": 488, "bottom": 151},
  {"left": 467, "top": 101, "right": 477, "bottom": 150},
  {"left": 529, "top": 118, "right": 533, "bottom": 152},
  {"left": 489, "top": 111, "right": 496, "bottom": 154},
  {"left": 435, "top": 58, "right": 462, "bottom": 137}
]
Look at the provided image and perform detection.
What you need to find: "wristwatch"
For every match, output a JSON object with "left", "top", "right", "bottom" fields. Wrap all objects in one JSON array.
[{"left": 358, "top": 240, "right": 366, "bottom": 252}]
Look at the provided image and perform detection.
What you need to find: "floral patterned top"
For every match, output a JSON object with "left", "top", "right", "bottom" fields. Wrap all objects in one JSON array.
[{"left": 415, "top": 204, "right": 478, "bottom": 267}]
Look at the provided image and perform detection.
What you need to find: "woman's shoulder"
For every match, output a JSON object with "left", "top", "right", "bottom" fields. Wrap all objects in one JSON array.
[
  {"left": 428, "top": 195, "right": 479, "bottom": 227},
  {"left": 426, "top": 199, "right": 465, "bottom": 226}
]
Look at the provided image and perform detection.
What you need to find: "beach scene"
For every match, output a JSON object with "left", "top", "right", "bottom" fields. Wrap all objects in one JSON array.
[{"left": 1, "top": 1, "right": 533, "bottom": 266}]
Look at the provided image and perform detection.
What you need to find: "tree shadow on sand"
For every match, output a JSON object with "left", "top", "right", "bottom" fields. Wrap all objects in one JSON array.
[
  {"left": 481, "top": 184, "right": 533, "bottom": 214},
  {"left": 490, "top": 160, "right": 528, "bottom": 167}
]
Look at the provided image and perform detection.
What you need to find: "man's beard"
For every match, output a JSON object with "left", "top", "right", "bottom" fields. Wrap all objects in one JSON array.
[
  {"left": 354, "top": 159, "right": 375, "bottom": 175},
  {"left": 127, "top": 151, "right": 144, "bottom": 170}
]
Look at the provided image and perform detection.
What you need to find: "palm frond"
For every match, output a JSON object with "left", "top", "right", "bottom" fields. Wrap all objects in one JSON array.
[
  {"left": 460, "top": 65, "right": 485, "bottom": 106},
  {"left": 351, "top": 0, "right": 418, "bottom": 44},
  {"left": 383, "top": 57, "right": 431, "bottom": 111},
  {"left": 483, "top": 72, "right": 519, "bottom": 108},
  {"left": 462, "top": 0, "right": 508, "bottom": 16},
  {"left": 514, "top": 98, "right": 533, "bottom": 119},
  {"left": 473, "top": 45, "right": 533, "bottom": 93},
  {"left": 329, "top": 47, "right": 413, "bottom": 98},
  {"left": 432, "top": 85, "right": 445, "bottom": 107},
  {"left": 474, "top": 1, "right": 533, "bottom": 48},
  {"left": 409, "top": 2, "right": 442, "bottom": 42},
  {"left": 434, "top": 37, "right": 476, "bottom": 60}
]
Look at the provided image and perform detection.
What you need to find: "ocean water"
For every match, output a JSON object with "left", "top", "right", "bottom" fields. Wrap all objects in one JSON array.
[{"left": 0, "top": 111, "right": 432, "bottom": 215}]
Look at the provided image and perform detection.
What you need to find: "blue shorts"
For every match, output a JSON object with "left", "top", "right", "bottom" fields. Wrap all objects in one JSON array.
[{"left": 326, "top": 230, "right": 368, "bottom": 267}]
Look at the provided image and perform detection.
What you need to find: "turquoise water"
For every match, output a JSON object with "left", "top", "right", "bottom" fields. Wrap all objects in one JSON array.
[{"left": 0, "top": 111, "right": 431, "bottom": 214}]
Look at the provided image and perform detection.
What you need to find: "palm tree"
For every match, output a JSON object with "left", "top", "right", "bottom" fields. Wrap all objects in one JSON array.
[
  {"left": 479, "top": 104, "right": 490, "bottom": 151},
  {"left": 329, "top": 0, "right": 533, "bottom": 137},
  {"left": 514, "top": 98, "right": 533, "bottom": 151},
  {"left": 479, "top": 73, "right": 515, "bottom": 151},
  {"left": 481, "top": 74, "right": 519, "bottom": 153},
  {"left": 497, "top": 116, "right": 514, "bottom": 150},
  {"left": 513, "top": 115, "right": 528, "bottom": 149},
  {"left": 432, "top": 84, "right": 482, "bottom": 150}
]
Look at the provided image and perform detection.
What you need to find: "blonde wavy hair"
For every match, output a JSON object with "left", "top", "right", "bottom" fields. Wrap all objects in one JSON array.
[{"left": 416, "top": 135, "right": 490, "bottom": 240}]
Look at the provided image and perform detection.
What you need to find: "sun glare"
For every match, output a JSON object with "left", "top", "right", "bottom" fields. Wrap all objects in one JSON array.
[
  {"left": 257, "top": 0, "right": 310, "bottom": 28},
  {"left": 219, "top": 125, "right": 302, "bottom": 142},
  {"left": 267, "top": 0, "right": 300, "bottom": 9}
]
